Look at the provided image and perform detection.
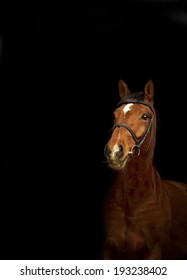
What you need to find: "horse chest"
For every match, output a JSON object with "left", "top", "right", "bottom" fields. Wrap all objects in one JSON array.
[
  {"left": 106, "top": 206, "right": 148, "bottom": 246},
  {"left": 105, "top": 213, "right": 148, "bottom": 259}
]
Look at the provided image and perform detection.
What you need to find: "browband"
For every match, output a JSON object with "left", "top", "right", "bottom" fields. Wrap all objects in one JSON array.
[{"left": 116, "top": 98, "right": 154, "bottom": 114}]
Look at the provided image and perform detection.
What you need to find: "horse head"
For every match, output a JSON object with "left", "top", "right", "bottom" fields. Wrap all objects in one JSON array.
[{"left": 104, "top": 80, "right": 156, "bottom": 170}]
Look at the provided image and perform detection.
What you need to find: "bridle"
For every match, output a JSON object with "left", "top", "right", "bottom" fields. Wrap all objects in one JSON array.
[{"left": 111, "top": 97, "right": 154, "bottom": 157}]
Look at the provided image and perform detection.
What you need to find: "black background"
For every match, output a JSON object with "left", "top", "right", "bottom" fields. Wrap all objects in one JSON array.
[{"left": 2, "top": 1, "right": 187, "bottom": 259}]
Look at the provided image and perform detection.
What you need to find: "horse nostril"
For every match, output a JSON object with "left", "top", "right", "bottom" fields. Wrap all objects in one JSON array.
[
  {"left": 104, "top": 144, "right": 111, "bottom": 158},
  {"left": 116, "top": 144, "right": 124, "bottom": 158}
]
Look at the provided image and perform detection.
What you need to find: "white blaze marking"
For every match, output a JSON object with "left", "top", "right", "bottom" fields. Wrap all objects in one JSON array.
[
  {"left": 113, "top": 143, "right": 119, "bottom": 153},
  {"left": 123, "top": 103, "right": 133, "bottom": 115},
  {"left": 111, "top": 104, "right": 133, "bottom": 158},
  {"left": 111, "top": 140, "right": 121, "bottom": 158}
]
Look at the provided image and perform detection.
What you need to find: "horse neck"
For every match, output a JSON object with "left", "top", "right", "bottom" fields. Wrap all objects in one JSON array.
[
  {"left": 115, "top": 135, "right": 160, "bottom": 206},
  {"left": 123, "top": 153, "right": 155, "bottom": 188}
]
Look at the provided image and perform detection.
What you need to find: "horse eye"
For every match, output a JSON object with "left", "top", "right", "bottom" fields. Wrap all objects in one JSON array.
[{"left": 142, "top": 114, "right": 149, "bottom": 120}]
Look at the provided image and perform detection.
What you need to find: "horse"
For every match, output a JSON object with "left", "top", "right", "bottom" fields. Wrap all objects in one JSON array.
[{"left": 103, "top": 80, "right": 187, "bottom": 260}]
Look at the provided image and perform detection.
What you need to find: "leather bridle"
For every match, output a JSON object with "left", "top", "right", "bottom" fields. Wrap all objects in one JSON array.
[{"left": 111, "top": 97, "right": 154, "bottom": 157}]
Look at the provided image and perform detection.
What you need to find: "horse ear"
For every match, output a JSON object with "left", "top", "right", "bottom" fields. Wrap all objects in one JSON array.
[
  {"left": 144, "top": 80, "right": 154, "bottom": 104},
  {"left": 118, "top": 80, "right": 131, "bottom": 99}
]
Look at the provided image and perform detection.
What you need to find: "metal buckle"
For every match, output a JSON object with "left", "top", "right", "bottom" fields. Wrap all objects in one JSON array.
[{"left": 128, "top": 145, "right": 141, "bottom": 157}]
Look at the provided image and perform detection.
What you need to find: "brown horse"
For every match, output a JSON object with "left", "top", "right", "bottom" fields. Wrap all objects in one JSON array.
[{"left": 103, "top": 80, "right": 187, "bottom": 260}]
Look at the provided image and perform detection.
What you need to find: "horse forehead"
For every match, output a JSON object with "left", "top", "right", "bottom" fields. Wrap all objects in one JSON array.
[
  {"left": 122, "top": 103, "right": 134, "bottom": 114},
  {"left": 121, "top": 103, "right": 149, "bottom": 116}
]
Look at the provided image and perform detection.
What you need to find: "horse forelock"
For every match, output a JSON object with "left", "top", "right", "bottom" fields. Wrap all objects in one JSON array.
[{"left": 116, "top": 92, "right": 144, "bottom": 108}]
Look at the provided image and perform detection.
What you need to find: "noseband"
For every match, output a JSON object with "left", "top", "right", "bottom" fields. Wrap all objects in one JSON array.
[{"left": 112, "top": 97, "right": 154, "bottom": 157}]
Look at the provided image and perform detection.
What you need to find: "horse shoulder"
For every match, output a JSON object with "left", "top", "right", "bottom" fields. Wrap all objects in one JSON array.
[
  {"left": 162, "top": 179, "right": 187, "bottom": 205},
  {"left": 162, "top": 179, "right": 187, "bottom": 238}
]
